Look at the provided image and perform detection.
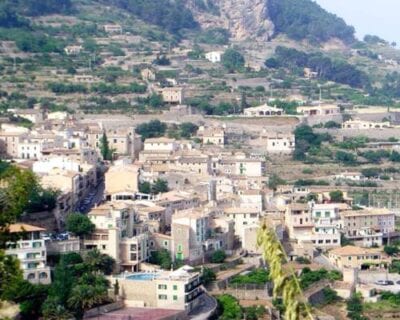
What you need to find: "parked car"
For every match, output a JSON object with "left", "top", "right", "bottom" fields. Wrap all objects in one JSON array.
[{"left": 375, "top": 280, "right": 394, "bottom": 286}]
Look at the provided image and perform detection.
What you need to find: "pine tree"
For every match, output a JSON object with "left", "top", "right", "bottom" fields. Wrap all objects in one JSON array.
[{"left": 99, "top": 132, "right": 112, "bottom": 160}]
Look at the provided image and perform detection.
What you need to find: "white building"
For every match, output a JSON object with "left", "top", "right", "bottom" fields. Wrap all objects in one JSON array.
[
  {"left": 260, "top": 131, "right": 295, "bottom": 154},
  {"left": 109, "top": 266, "right": 203, "bottom": 312},
  {"left": 104, "top": 24, "right": 122, "bottom": 33},
  {"left": 144, "top": 138, "right": 179, "bottom": 152},
  {"left": 297, "top": 104, "right": 340, "bottom": 116},
  {"left": 5, "top": 224, "right": 51, "bottom": 285},
  {"left": 342, "top": 119, "right": 392, "bottom": 130},
  {"left": 310, "top": 203, "right": 341, "bottom": 248},
  {"left": 205, "top": 51, "right": 223, "bottom": 63},
  {"left": 224, "top": 207, "right": 261, "bottom": 241},
  {"left": 64, "top": 45, "right": 83, "bottom": 55},
  {"left": 243, "top": 104, "right": 284, "bottom": 117}
]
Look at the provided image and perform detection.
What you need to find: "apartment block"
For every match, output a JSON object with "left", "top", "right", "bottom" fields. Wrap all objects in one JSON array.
[{"left": 5, "top": 223, "right": 51, "bottom": 284}]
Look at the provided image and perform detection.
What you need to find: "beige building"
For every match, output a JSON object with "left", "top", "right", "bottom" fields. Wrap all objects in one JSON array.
[
  {"left": 0, "top": 130, "right": 27, "bottom": 158},
  {"left": 109, "top": 267, "right": 203, "bottom": 312},
  {"left": 328, "top": 246, "right": 390, "bottom": 270},
  {"left": 141, "top": 68, "right": 156, "bottom": 81},
  {"left": 285, "top": 203, "right": 314, "bottom": 243},
  {"left": 84, "top": 203, "right": 150, "bottom": 272},
  {"left": 297, "top": 104, "right": 340, "bottom": 116},
  {"left": 160, "top": 87, "right": 184, "bottom": 104},
  {"left": 197, "top": 126, "right": 225, "bottom": 146},
  {"left": 171, "top": 209, "right": 209, "bottom": 264},
  {"left": 5, "top": 223, "right": 51, "bottom": 285},
  {"left": 12, "top": 108, "right": 44, "bottom": 123},
  {"left": 342, "top": 208, "right": 395, "bottom": 239},
  {"left": 105, "top": 163, "right": 140, "bottom": 201}
]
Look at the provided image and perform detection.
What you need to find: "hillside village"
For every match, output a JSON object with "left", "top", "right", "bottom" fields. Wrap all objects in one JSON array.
[{"left": 2, "top": 1, "right": 400, "bottom": 320}]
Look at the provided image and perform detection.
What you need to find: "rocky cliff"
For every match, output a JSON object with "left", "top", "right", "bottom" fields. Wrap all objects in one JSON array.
[{"left": 189, "top": 0, "right": 274, "bottom": 42}]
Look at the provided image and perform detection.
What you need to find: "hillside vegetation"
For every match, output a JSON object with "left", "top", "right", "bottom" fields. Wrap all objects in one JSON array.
[{"left": 267, "top": 0, "right": 355, "bottom": 44}]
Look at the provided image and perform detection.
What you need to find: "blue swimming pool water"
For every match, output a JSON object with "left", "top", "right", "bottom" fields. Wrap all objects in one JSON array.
[{"left": 126, "top": 273, "right": 159, "bottom": 281}]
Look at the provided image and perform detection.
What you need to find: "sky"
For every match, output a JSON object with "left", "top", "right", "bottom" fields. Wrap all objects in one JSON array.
[{"left": 315, "top": 0, "right": 400, "bottom": 45}]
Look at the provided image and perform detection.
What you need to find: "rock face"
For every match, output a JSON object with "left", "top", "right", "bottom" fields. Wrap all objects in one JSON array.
[{"left": 190, "top": 0, "right": 274, "bottom": 42}]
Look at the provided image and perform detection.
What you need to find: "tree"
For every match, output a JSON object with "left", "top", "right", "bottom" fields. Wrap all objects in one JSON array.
[
  {"left": 0, "top": 251, "right": 22, "bottom": 298},
  {"left": 149, "top": 249, "right": 173, "bottom": 270},
  {"left": 84, "top": 250, "right": 115, "bottom": 275},
  {"left": 329, "top": 190, "right": 344, "bottom": 203},
  {"left": 335, "top": 150, "right": 356, "bottom": 165},
  {"left": 217, "top": 294, "right": 242, "bottom": 320},
  {"left": 135, "top": 120, "right": 167, "bottom": 140},
  {"left": 148, "top": 93, "right": 163, "bottom": 108},
  {"left": 66, "top": 213, "right": 95, "bottom": 239},
  {"left": 202, "top": 267, "right": 216, "bottom": 285},
  {"left": 222, "top": 49, "right": 245, "bottom": 72},
  {"left": 138, "top": 181, "right": 151, "bottom": 194},
  {"left": 1, "top": 278, "right": 48, "bottom": 320},
  {"left": 347, "top": 293, "right": 367, "bottom": 320},
  {"left": 210, "top": 250, "right": 226, "bottom": 263},
  {"left": 384, "top": 245, "right": 399, "bottom": 256},
  {"left": 99, "top": 133, "right": 113, "bottom": 161},
  {"left": 67, "top": 283, "right": 107, "bottom": 320},
  {"left": 151, "top": 179, "right": 169, "bottom": 194},
  {"left": 179, "top": 122, "right": 198, "bottom": 139}
]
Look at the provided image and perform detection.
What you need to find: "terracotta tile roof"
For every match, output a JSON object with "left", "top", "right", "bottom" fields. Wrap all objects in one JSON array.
[{"left": 8, "top": 223, "right": 45, "bottom": 233}]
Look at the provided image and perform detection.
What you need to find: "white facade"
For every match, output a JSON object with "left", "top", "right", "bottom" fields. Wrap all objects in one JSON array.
[
  {"left": 261, "top": 132, "right": 295, "bottom": 154},
  {"left": 310, "top": 203, "right": 341, "bottom": 248},
  {"left": 244, "top": 104, "right": 284, "bottom": 117},
  {"left": 144, "top": 138, "right": 178, "bottom": 152},
  {"left": 205, "top": 51, "right": 223, "bottom": 63},
  {"left": 224, "top": 208, "right": 261, "bottom": 240},
  {"left": 33, "top": 157, "right": 82, "bottom": 174},
  {"left": 5, "top": 224, "right": 51, "bottom": 285}
]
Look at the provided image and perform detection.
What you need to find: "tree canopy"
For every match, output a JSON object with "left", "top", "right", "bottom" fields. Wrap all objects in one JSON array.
[
  {"left": 66, "top": 213, "right": 95, "bottom": 239},
  {"left": 101, "top": 0, "right": 197, "bottom": 34},
  {"left": 222, "top": 49, "right": 245, "bottom": 72},
  {"left": 267, "top": 0, "right": 355, "bottom": 44},
  {"left": 267, "top": 46, "right": 369, "bottom": 88}
]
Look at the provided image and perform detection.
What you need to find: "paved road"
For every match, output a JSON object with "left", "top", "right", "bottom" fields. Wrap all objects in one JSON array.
[
  {"left": 314, "top": 253, "right": 338, "bottom": 271},
  {"left": 358, "top": 270, "right": 400, "bottom": 293},
  {"left": 77, "top": 180, "right": 105, "bottom": 214},
  {"left": 189, "top": 292, "right": 217, "bottom": 320}
]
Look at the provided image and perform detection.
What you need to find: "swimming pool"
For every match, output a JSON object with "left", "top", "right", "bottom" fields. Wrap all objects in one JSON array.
[{"left": 125, "top": 273, "right": 159, "bottom": 281}]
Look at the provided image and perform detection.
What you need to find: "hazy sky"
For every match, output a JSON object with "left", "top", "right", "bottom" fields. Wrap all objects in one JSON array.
[{"left": 315, "top": 0, "right": 400, "bottom": 44}]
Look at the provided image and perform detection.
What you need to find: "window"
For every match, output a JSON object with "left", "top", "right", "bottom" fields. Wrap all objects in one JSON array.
[
  {"left": 315, "top": 212, "right": 321, "bottom": 218},
  {"left": 173, "top": 295, "right": 178, "bottom": 301},
  {"left": 158, "top": 295, "right": 167, "bottom": 300},
  {"left": 173, "top": 285, "right": 178, "bottom": 290},
  {"left": 158, "top": 284, "right": 167, "bottom": 290}
]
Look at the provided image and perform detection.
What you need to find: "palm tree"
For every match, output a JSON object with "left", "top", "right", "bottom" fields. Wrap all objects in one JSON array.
[
  {"left": 68, "top": 284, "right": 107, "bottom": 320},
  {"left": 84, "top": 249, "right": 115, "bottom": 275},
  {"left": 257, "top": 223, "right": 314, "bottom": 320}
]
